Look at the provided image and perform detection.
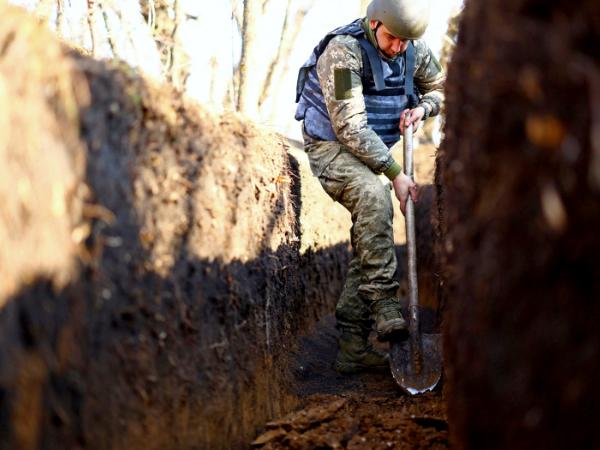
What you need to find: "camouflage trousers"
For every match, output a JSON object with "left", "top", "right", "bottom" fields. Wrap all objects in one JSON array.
[{"left": 303, "top": 133, "right": 399, "bottom": 336}]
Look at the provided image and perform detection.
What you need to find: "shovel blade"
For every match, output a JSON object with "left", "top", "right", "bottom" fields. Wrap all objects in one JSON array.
[{"left": 390, "top": 333, "right": 443, "bottom": 395}]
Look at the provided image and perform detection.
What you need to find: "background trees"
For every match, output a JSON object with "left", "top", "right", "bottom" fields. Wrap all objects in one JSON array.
[{"left": 12, "top": 0, "right": 460, "bottom": 138}]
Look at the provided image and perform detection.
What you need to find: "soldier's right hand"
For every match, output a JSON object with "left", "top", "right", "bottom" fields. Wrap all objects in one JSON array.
[
  {"left": 399, "top": 106, "right": 426, "bottom": 133},
  {"left": 392, "top": 172, "right": 418, "bottom": 215}
]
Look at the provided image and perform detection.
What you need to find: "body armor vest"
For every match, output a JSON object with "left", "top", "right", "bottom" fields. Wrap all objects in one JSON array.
[{"left": 295, "top": 19, "right": 418, "bottom": 147}]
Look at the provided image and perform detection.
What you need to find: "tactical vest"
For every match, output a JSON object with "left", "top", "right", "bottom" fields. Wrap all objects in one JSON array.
[{"left": 295, "top": 19, "right": 418, "bottom": 148}]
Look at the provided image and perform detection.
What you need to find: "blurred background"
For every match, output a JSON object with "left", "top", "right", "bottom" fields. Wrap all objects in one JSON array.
[{"left": 10, "top": 0, "right": 462, "bottom": 140}]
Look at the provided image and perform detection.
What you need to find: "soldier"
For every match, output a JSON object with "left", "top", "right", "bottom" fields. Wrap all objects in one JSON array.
[{"left": 295, "top": 0, "right": 445, "bottom": 373}]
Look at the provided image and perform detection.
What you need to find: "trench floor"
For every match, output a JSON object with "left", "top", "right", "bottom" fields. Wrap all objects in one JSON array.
[{"left": 251, "top": 316, "right": 449, "bottom": 449}]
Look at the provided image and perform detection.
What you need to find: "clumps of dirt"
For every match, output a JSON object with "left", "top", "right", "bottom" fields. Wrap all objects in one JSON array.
[
  {"left": 75, "top": 51, "right": 298, "bottom": 270},
  {"left": 251, "top": 316, "right": 449, "bottom": 450},
  {"left": 438, "top": 0, "right": 600, "bottom": 448},
  {"left": 253, "top": 394, "right": 448, "bottom": 450}
]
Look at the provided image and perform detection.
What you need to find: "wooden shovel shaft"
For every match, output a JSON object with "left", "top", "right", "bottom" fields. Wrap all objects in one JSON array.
[{"left": 403, "top": 124, "right": 423, "bottom": 373}]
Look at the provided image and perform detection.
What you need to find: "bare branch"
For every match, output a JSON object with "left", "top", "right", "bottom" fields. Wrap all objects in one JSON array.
[
  {"left": 208, "top": 56, "right": 219, "bottom": 105},
  {"left": 56, "top": 0, "right": 65, "bottom": 36},
  {"left": 99, "top": 2, "right": 117, "bottom": 57},
  {"left": 237, "top": 0, "right": 261, "bottom": 116},
  {"left": 168, "top": 0, "right": 189, "bottom": 90},
  {"left": 224, "top": 80, "right": 237, "bottom": 111},
  {"left": 231, "top": 0, "right": 243, "bottom": 33},
  {"left": 147, "top": 0, "right": 156, "bottom": 29},
  {"left": 87, "top": 0, "right": 101, "bottom": 56},
  {"left": 262, "top": 1, "right": 315, "bottom": 112},
  {"left": 261, "top": 0, "right": 275, "bottom": 15},
  {"left": 258, "top": 0, "right": 292, "bottom": 107}
]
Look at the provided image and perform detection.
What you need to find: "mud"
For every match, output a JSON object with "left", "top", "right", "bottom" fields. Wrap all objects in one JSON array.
[{"left": 439, "top": 0, "right": 600, "bottom": 449}]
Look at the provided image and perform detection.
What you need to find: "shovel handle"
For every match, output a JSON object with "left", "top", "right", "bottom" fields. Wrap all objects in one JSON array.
[{"left": 403, "top": 124, "right": 423, "bottom": 371}]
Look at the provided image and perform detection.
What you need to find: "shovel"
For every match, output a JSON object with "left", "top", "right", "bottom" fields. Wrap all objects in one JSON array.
[{"left": 389, "top": 123, "right": 443, "bottom": 395}]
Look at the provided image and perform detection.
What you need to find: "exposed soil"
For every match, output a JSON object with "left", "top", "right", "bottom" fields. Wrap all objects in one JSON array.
[
  {"left": 1, "top": 4, "right": 445, "bottom": 450},
  {"left": 0, "top": 5, "right": 353, "bottom": 449},
  {"left": 253, "top": 141, "right": 444, "bottom": 450},
  {"left": 438, "top": 0, "right": 600, "bottom": 449},
  {"left": 252, "top": 316, "right": 448, "bottom": 450},
  {"left": 3, "top": 0, "right": 591, "bottom": 447}
]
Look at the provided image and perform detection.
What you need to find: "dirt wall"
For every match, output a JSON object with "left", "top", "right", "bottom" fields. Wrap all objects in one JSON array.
[
  {"left": 439, "top": 0, "right": 600, "bottom": 449},
  {"left": 0, "top": 5, "right": 352, "bottom": 449},
  {"left": 0, "top": 5, "right": 87, "bottom": 306}
]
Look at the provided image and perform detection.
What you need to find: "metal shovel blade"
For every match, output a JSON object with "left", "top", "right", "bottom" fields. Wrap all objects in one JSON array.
[{"left": 389, "top": 334, "right": 443, "bottom": 395}]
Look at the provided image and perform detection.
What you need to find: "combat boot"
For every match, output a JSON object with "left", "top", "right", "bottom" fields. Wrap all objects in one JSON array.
[
  {"left": 334, "top": 331, "right": 389, "bottom": 374},
  {"left": 372, "top": 298, "right": 407, "bottom": 341}
]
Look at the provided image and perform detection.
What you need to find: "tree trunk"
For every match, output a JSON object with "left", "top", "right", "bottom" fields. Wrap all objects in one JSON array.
[
  {"left": 56, "top": 0, "right": 65, "bottom": 36},
  {"left": 237, "top": 0, "right": 261, "bottom": 118},
  {"left": 99, "top": 2, "right": 118, "bottom": 57},
  {"left": 167, "top": 0, "right": 188, "bottom": 90},
  {"left": 261, "top": 0, "right": 313, "bottom": 121}
]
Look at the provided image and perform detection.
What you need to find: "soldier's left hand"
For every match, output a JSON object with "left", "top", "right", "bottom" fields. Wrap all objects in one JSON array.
[
  {"left": 392, "top": 172, "right": 419, "bottom": 215},
  {"left": 399, "top": 107, "right": 425, "bottom": 133}
]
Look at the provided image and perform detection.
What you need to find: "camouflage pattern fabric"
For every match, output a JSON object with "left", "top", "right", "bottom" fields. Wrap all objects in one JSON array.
[
  {"left": 302, "top": 29, "right": 444, "bottom": 335},
  {"left": 304, "top": 131, "right": 398, "bottom": 335},
  {"left": 314, "top": 33, "right": 445, "bottom": 175}
]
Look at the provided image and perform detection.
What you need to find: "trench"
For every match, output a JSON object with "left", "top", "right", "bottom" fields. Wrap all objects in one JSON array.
[
  {"left": 0, "top": 6, "right": 357, "bottom": 448},
  {"left": 249, "top": 308, "right": 448, "bottom": 450},
  {"left": 246, "top": 137, "right": 445, "bottom": 450},
  {"left": 2, "top": 0, "right": 599, "bottom": 448},
  {"left": 0, "top": 7, "right": 445, "bottom": 441}
]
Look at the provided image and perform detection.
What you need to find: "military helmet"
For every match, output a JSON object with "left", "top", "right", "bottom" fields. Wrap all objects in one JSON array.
[{"left": 367, "top": 0, "right": 431, "bottom": 40}]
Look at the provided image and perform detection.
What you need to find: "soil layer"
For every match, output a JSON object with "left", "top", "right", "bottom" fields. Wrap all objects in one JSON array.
[
  {"left": 0, "top": 5, "right": 353, "bottom": 449},
  {"left": 438, "top": 0, "right": 600, "bottom": 449},
  {"left": 0, "top": 4, "right": 442, "bottom": 450}
]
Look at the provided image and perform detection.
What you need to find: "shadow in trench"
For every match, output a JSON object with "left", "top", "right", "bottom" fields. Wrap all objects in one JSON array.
[{"left": 0, "top": 55, "right": 351, "bottom": 450}]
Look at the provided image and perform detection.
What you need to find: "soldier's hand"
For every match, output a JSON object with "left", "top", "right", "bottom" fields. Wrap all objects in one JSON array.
[
  {"left": 392, "top": 172, "right": 418, "bottom": 215},
  {"left": 399, "top": 106, "right": 425, "bottom": 133}
]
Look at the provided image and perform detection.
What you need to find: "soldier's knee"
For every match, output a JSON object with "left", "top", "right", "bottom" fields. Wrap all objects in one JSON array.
[{"left": 360, "top": 180, "right": 393, "bottom": 214}]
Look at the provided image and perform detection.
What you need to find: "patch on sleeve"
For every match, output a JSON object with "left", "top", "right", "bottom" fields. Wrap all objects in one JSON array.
[{"left": 334, "top": 68, "right": 354, "bottom": 100}]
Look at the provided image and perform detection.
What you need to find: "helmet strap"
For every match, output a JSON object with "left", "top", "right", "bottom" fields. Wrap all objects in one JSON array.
[
  {"left": 364, "top": 18, "right": 381, "bottom": 50},
  {"left": 364, "top": 18, "right": 397, "bottom": 61}
]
